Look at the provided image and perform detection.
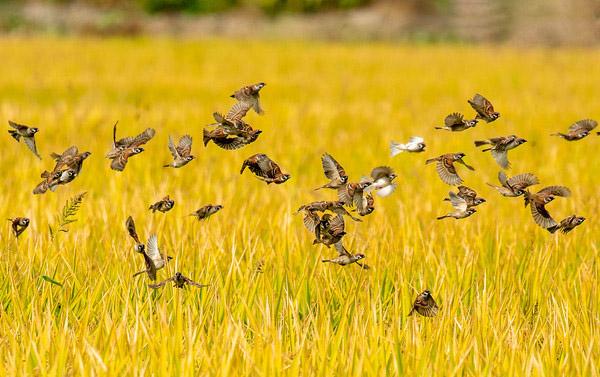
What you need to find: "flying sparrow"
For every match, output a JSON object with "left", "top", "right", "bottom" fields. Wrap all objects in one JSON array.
[
  {"left": 148, "top": 272, "right": 208, "bottom": 289},
  {"left": 321, "top": 241, "right": 369, "bottom": 269},
  {"left": 8, "top": 217, "right": 30, "bottom": 238},
  {"left": 356, "top": 192, "right": 375, "bottom": 216},
  {"left": 390, "top": 136, "right": 426, "bottom": 156},
  {"left": 487, "top": 171, "right": 539, "bottom": 197},
  {"left": 314, "top": 153, "right": 348, "bottom": 190},
  {"left": 468, "top": 93, "right": 500, "bottom": 123},
  {"left": 164, "top": 135, "right": 194, "bottom": 168},
  {"left": 408, "top": 290, "right": 439, "bottom": 317},
  {"left": 240, "top": 153, "right": 290, "bottom": 184},
  {"left": 425, "top": 153, "right": 475, "bottom": 185},
  {"left": 551, "top": 119, "right": 597, "bottom": 141},
  {"left": 297, "top": 200, "right": 362, "bottom": 222},
  {"left": 230, "top": 82, "right": 266, "bottom": 115},
  {"left": 33, "top": 170, "right": 64, "bottom": 194},
  {"left": 474, "top": 135, "right": 527, "bottom": 169},
  {"left": 8, "top": 120, "right": 41, "bottom": 159},
  {"left": 311, "top": 213, "right": 346, "bottom": 247},
  {"left": 548, "top": 215, "right": 585, "bottom": 234},
  {"left": 149, "top": 196, "right": 175, "bottom": 213},
  {"left": 365, "top": 166, "right": 397, "bottom": 197},
  {"left": 437, "top": 191, "right": 477, "bottom": 220},
  {"left": 435, "top": 113, "right": 478, "bottom": 132},
  {"left": 132, "top": 234, "right": 172, "bottom": 281},
  {"left": 190, "top": 204, "right": 223, "bottom": 220},
  {"left": 337, "top": 181, "right": 372, "bottom": 209},
  {"left": 106, "top": 122, "right": 156, "bottom": 171},
  {"left": 50, "top": 146, "right": 91, "bottom": 175},
  {"left": 524, "top": 186, "right": 571, "bottom": 229},
  {"left": 445, "top": 185, "right": 485, "bottom": 207}
]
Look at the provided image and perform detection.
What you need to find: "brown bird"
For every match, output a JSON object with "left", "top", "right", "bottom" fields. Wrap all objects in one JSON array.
[
  {"left": 551, "top": 119, "right": 597, "bottom": 141},
  {"left": 437, "top": 192, "right": 477, "bottom": 220},
  {"left": 314, "top": 153, "right": 348, "bottom": 190},
  {"left": 203, "top": 104, "right": 262, "bottom": 150},
  {"left": 468, "top": 93, "right": 500, "bottom": 123},
  {"left": 149, "top": 196, "right": 175, "bottom": 213},
  {"left": 435, "top": 113, "right": 478, "bottom": 132},
  {"left": 132, "top": 234, "right": 171, "bottom": 281},
  {"left": 337, "top": 181, "right": 373, "bottom": 209},
  {"left": 164, "top": 135, "right": 194, "bottom": 168},
  {"left": 524, "top": 186, "right": 571, "bottom": 229},
  {"left": 240, "top": 154, "right": 290, "bottom": 184},
  {"left": 321, "top": 241, "right": 369, "bottom": 269},
  {"left": 425, "top": 153, "right": 475, "bottom": 186},
  {"left": 408, "top": 290, "right": 439, "bottom": 317},
  {"left": 8, "top": 217, "right": 30, "bottom": 238},
  {"left": 149, "top": 272, "right": 208, "bottom": 289},
  {"left": 190, "top": 205, "right": 223, "bottom": 220},
  {"left": 487, "top": 171, "right": 539, "bottom": 197},
  {"left": 230, "top": 82, "right": 266, "bottom": 115},
  {"left": 297, "top": 200, "right": 362, "bottom": 222},
  {"left": 33, "top": 170, "right": 67, "bottom": 195},
  {"left": 106, "top": 122, "right": 156, "bottom": 171},
  {"left": 445, "top": 185, "right": 485, "bottom": 207},
  {"left": 8, "top": 120, "right": 41, "bottom": 159},
  {"left": 548, "top": 215, "right": 585, "bottom": 234},
  {"left": 310, "top": 213, "right": 346, "bottom": 247},
  {"left": 50, "top": 146, "right": 91, "bottom": 176},
  {"left": 365, "top": 166, "right": 397, "bottom": 197},
  {"left": 474, "top": 135, "right": 527, "bottom": 169},
  {"left": 356, "top": 193, "right": 375, "bottom": 216}
]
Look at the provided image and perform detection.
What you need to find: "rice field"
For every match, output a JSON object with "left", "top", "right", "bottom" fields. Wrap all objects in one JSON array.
[{"left": 0, "top": 37, "right": 598, "bottom": 376}]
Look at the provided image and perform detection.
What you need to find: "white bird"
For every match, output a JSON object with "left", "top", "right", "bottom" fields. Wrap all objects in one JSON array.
[{"left": 390, "top": 136, "right": 425, "bottom": 156}]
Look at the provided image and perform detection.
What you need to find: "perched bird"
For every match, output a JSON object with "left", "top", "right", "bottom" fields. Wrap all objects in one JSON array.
[
  {"left": 468, "top": 93, "right": 500, "bottom": 123},
  {"left": 321, "top": 241, "right": 369, "bottom": 269},
  {"left": 8, "top": 217, "right": 30, "bottom": 238},
  {"left": 445, "top": 185, "right": 486, "bottom": 207},
  {"left": 487, "top": 171, "right": 539, "bottom": 197},
  {"left": 524, "top": 186, "right": 571, "bottom": 229},
  {"left": 297, "top": 200, "right": 362, "bottom": 222},
  {"left": 390, "top": 136, "right": 426, "bottom": 156},
  {"left": 106, "top": 122, "right": 156, "bottom": 171},
  {"left": 435, "top": 113, "right": 478, "bottom": 132},
  {"left": 149, "top": 196, "right": 175, "bottom": 213},
  {"left": 408, "top": 290, "right": 439, "bottom": 317},
  {"left": 474, "top": 135, "right": 527, "bottom": 169},
  {"left": 125, "top": 216, "right": 145, "bottom": 253},
  {"left": 132, "top": 234, "right": 171, "bottom": 281},
  {"left": 8, "top": 120, "right": 41, "bottom": 159},
  {"left": 164, "top": 135, "right": 194, "bottom": 168},
  {"left": 365, "top": 166, "right": 397, "bottom": 197},
  {"left": 425, "top": 153, "right": 475, "bottom": 186},
  {"left": 551, "top": 119, "right": 597, "bottom": 141},
  {"left": 314, "top": 153, "right": 348, "bottom": 190},
  {"left": 548, "top": 215, "right": 585, "bottom": 234},
  {"left": 437, "top": 192, "right": 477, "bottom": 220},
  {"left": 149, "top": 272, "right": 208, "bottom": 289},
  {"left": 190, "top": 205, "right": 223, "bottom": 220},
  {"left": 240, "top": 154, "right": 290, "bottom": 184},
  {"left": 230, "top": 82, "right": 266, "bottom": 114},
  {"left": 311, "top": 213, "right": 346, "bottom": 247}
]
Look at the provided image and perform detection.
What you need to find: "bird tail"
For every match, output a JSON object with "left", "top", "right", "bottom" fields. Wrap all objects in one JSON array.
[
  {"left": 481, "top": 147, "right": 493, "bottom": 152},
  {"left": 434, "top": 127, "right": 448, "bottom": 131},
  {"left": 33, "top": 182, "right": 47, "bottom": 195},
  {"left": 550, "top": 133, "right": 565, "bottom": 138},
  {"left": 436, "top": 215, "right": 449, "bottom": 220},
  {"left": 547, "top": 225, "right": 560, "bottom": 234},
  {"left": 149, "top": 205, "right": 156, "bottom": 212},
  {"left": 132, "top": 270, "right": 147, "bottom": 278},
  {"left": 321, "top": 259, "right": 331, "bottom": 263},
  {"left": 390, "top": 142, "right": 405, "bottom": 157},
  {"left": 474, "top": 140, "right": 490, "bottom": 147},
  {"left": 162, "top": 164, "right": 171, "bottom": 168},
  {"left": 202, "top": 129, "right": 212, "bottom": 146},
  {"left": 425, "top": 158, "right": 437, "bottom": 165},
  {"left": 8, "top": 130, "right": 20, "bottom": 141}
]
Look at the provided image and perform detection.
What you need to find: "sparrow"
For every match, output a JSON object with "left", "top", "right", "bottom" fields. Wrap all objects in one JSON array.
[
  {"left": 106, "top": 122, "right": 156, "bottom": 171},
  {"left": 190, "top": 205, "right": 223, "bottom": 220},
  {"left": 203, "top": 103, "right": 262, "bottom": 150},
  {"left": 149, "top": 196, "right": 175, "bottom": 213},
  {"left": 8, "top": 217, "right": 30, "bottom": 238},
  {"left": 50, "top": 146, "right": 91, "bottom": 176},
  {"left": 551, "top": 119, "right": 597, "bottom": 141},
  {"left": 163, "top": 135, "right": 194, "bottom": 168},
  {"left": 149, "top": 272, "right": 208, "bottom": 289},
  {"left": 297, "top": 200, "right": 362, "bottom": 222},
  {"left": 356, "top": 193, "right": 375, "bottom": 216},
  {"left": 425, "top": 153, "right": 475, "bottom": 186},
  {"left": 474, "top": 135, "right": 527, "bottom": 169},
  {"left": 365, "top": 166, "right": 397, "bottom": 197},
  {"left": 314, "top": 153, "right": 348, "bottom": 190},
  {"left": 524, "top": 186, "right": 571, "bottom": 229},
  {"left": 132, "top": 234, "right": 172, "bottom": 281},
  {"left": 337, "top": 182, "right": 372, "bottom": 209},
  {"left": 390, "top": 136, "right": 426, "bottom": 156},
  {"left": 487, "top": 171, "right": 539, "bottom": 197},
  {"left": 125, "top": 216, "right": 145, "bottom": 253},
  {"left": 32, "top": 168, "right": 78, "bottom": 195},
  {"left": 8, "top": 120, "right": 41, "bottom": 159},
  {"left": 311, "top": 213, "right": 346, "bottom": 247},
  {"left": 408, "top": 290, "right": 439, "bottom": 317},
  {"left": 435, "top": 113, "right": 478, "bottom": 132},
  {"left": 321, "top": 241, "right": 369, "bottom": 269},
  {"left": 444, "top": 185, "right": 486, "bottom": 207},
  {"left": 548, "top": 215, "right": 585, "bottom": 234},
  {"left": 437, "top": 192, "right": 477, "bottom": 220},
  {"left": 468, "top": 93, "right": 500, "bottom": 123},
  {"left": 230, "top": 82, "right": 266, "bottom": 115},
  {"left": 240, "top": 154, "right": 290, "bottom": 184}
]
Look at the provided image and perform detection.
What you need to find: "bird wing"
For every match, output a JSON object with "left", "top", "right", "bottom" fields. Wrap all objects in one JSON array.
[
  {"left": 507, "top": 173, "right": 539, "bottom": 190},
  {"left": 334, "top": 241, "right": 351, "bottom": 257},
  {"left": 376, "top": 183, "right": 396, "bottom": 197},
  {"left": 457, "top": 185, "right": 477, "bottom": 199},
  {"left": 321, "top": 153, "right": 345, "bottom": 181},
  {"left": 337, "top": 185, "right": 353, "bottom": 205},
  {"left": 213, "top": 136, "right": 247, "bottom": 150},
  {"left": 436, "top": 159, "right": 462, "bottom": 185},
  {"left": 176, "top": 135, "right": 193, "bottom": 157},
  {"left": 444, "top": 112, "right": 464, "bottom": 127},
  {"left": 167, "top": 135, "right": 179, "bottom": 159},
  {"left": 491, "top": 150, "right": 509, "bottom": 169},
  {"left": 183, "top": 276, "right": 207, "bottom": 288},
  {"left": 530, "top": 202, "right": 557, "bottom": 229},
  {"left": 110, "top": 152, "right": 129, "bottom": 171},
  {"left": 302, "top": 211, "right": 320, "bottom": 233},
  {"left": 125, "top": 216, "right": 142, "bottom": 244},
  {"left": 148, "top": 277, "right": 174, "bottom": 289},
  {"left": 130, "top": 128, "right": 156, "bottom": 147},
  {"left": 371, "top": 166, "right": 394, "bottom": 180},
  {"left": 8, "top": 120, "right": 31, "bottom": 132},
  {"left": 569, "top": 119, "right": 597, "bottom": 132},
  {"left": 408, "top": 136, "right": 424, "bottom": 144},
  {"left": 328, "top": 214, "right": 345, "bottom": 234},
  {"left": 23, "top": 137, "right": 41, "bottom": 159},
  {"left": 538, "top": 186, "right": 571, "bottom": 197},
  {"left": 448, "top": 192, "right": 468, "bottom": 212},
  {"left": 226, "top": 101, "right": 251, "bottom": 121},
  {"left": 145, "top": 235, "right": 163, "bottom": 268}
]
